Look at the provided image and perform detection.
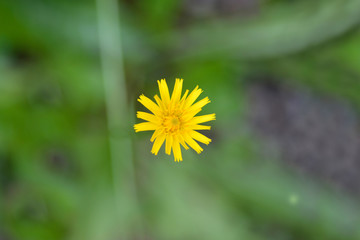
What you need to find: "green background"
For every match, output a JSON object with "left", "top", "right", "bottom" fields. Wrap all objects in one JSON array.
[{"left": 1, "top": 0, "right": 360, "bottom": 239}]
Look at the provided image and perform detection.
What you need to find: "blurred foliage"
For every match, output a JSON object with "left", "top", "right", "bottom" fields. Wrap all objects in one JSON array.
[{"left": 1, "top": 0, "right": 360, "bottom": 239}]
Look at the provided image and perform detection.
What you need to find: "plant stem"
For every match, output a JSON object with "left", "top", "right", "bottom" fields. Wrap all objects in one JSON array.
[{"left": 96, "top": 0, "right": 139, "bottom": 237}]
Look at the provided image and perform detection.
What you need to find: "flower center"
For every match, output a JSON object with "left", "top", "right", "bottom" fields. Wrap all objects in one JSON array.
[{"left": 164, "top": 115, "right": 181, "bottom": 133}]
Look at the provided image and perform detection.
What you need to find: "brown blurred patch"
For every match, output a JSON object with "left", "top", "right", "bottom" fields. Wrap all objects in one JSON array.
[{"left": 247, "top": 79, "right": 360, "bottom": 195}]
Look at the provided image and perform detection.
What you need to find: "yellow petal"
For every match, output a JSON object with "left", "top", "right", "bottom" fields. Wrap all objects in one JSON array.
[
  {"left": 171, "top": 78, "right": 183, "bottom": 105},
  {"left": 179, "top": 89, "right": 189, "bottom": 108},
  {"left": 189, "top": 125, "right": 211, "bottom": 130},
  {"left": 134, "top": 122, "right": 158, "bottom": 132},
  {"left": 138, "top": 95, "right": 161, "bottom": 116},
  {"left": 150, "top": 128, "right": 164, "bottom": 142},
  {"left": 183, "top": 86, "right": 203, "bottom": 109},
  {"left": 186, "top": 97, "right": 210, "bottom": 114},
  {"left": 183, "top": 132, "right": 203, "bottom": 154},
  {"left": 165, "top": 134, "right": 173, "bottom": 155},
  {"left": 178, "top": 134, "right": 189, "bottom": 150},
  {"left": 151, "top": 133, "right": 166, "bottom": 155},
  {"left": 137, "top": 111, "right": 160, "bottom": 124},
  {"left": 188, "top": 113, "right": 216, "bottom": 124},
  {"left": 154, "top": 94, "right": 165, "bottom": 111},
  {"left": 157, "top": 79, "right": 171, "bottom": 106},
  {"left": 189, "top": 130, "right": 211, "bottom": 145},
  {"left": 172, "top": 136, "right": 183, "bottom": 162},
  {"left": 181, "top": 108, "right": 202, "bottom": 122}
]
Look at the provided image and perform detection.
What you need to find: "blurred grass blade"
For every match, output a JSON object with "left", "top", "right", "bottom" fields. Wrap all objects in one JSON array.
[
  {"left": 167, "top": 0, "right": 360, "bottom": 60},
  {"left": 96, "top": 0, "right": 139, "bottom": 238}
]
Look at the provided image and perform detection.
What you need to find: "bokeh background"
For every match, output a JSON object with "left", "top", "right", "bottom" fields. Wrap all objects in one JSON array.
[{"left": 2, "top": 0, "right": 360, "bottom": 239}]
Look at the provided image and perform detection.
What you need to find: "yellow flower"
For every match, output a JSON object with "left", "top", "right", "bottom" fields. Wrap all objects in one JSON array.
[{"left": 134, "top": 78, "right": 216, "bottom": 162}]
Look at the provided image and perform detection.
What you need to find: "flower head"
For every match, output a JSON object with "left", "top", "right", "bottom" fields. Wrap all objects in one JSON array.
[{"left": 134, "top": 78, "right": 216, "bottom": 162}]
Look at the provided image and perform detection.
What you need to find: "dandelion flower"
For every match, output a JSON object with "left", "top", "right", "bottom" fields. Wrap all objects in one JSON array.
[{"left": 134, "top": 78, "right": 216, "bottom": 162}]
